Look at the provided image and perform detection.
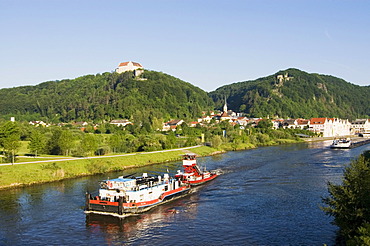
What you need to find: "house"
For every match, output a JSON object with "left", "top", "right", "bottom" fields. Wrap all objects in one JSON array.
[
  {"left": 282, "top": 119, "right": 298, "bottom": 129},
  {"left": 74, "top": 121, "right": 88, "bottom": 127},
  {"left": 115, "top": 61, "right": 144, "bottom": 77},
  {"left": 235, "top": 117, "right": 249, "bottom": 126},
  {"left": 29, "top": 121, "right": 49, "bottom": 127},
  {"left": 110, "top": 119, "right": 133, "bottom": 127},
  {"left": 219, "top": 111, "right": 232, "bottom": 122},
  {"left": 162, "top": 119, "right": 184, "bottom": 131},
  {"left": 296, "top": 119, "right": 309, "bottom": 129},
  {"left": 271, "top": 119, "right": 284, "bottom": 129},
  {"left": 198, "top": 115, "right": 213, "bottom": 123},
  {"left": 351, "top": 119, "right": 370, "bottom": 134},
  {"left": 308, "top": 118, "right": 350, "bottom": 137},
  {"left": 189, "top": 121, "right": 200, "bottom": 127}
]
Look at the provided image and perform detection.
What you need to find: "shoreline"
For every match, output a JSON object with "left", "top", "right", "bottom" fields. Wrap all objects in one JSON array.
[
  {"left": 1, "top": 136, "right": 342, "bottom": 190},
  {"left": 0, "top": 145, "right": 225, "bottom": 190}
]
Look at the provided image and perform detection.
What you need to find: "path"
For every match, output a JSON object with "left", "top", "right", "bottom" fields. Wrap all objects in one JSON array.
[{"left": 0, "top": 145, "right": 202, "bottom": 166}]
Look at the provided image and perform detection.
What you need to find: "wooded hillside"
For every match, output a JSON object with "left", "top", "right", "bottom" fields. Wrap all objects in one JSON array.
[
  {"left": 0, "top": 71, "right": 214, "bottom": 122},
  {"left": 209, "top": 68, "right": 370, "bottom": 119}
]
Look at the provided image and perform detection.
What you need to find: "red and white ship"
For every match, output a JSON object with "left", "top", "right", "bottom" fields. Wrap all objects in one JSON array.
[
  {"left": 175, "top": 153, "right": 220, "bottom": 186},
  {"left": 85, "top": 172, "right": 190, "bottom": 217}
]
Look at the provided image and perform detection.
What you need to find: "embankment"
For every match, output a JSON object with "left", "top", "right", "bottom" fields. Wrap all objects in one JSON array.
[{"left": 0, "top": 146, "right": 219, "bottom": 190}]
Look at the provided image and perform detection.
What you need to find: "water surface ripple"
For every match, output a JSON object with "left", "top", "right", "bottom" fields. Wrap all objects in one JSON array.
[{"left": 1, "top": 141, "right": 369, "bottom": 245}]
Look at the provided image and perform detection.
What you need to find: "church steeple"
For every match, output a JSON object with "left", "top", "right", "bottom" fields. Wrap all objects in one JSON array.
[{"left": 223, "top": 96, "right": 228, "bottom": 113}]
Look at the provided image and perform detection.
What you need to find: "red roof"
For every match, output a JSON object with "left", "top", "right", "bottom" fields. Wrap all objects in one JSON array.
[
  {"left": 220, "top": 112, "right": 229, "bottom": 118},
  {"left": 297, "top": 119, "right": 309, "bottom": 125},
  {"left": 310, "top": 118, "right": 326, "bottom": 125},
  {"left": 118, "top": 61, "right": 143, "bottom": 67}
]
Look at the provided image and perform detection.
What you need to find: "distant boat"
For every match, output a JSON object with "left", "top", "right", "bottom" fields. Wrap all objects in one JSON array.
[{"left": 330, "top": 138, "right": 352, "bottom": 149}]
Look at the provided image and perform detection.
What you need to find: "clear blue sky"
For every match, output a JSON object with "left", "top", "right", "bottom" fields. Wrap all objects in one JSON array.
[{"left": 1, "top": 0, "right": 369, "bottom": 91}]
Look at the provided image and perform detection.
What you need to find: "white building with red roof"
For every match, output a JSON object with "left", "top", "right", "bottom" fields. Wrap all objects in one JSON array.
[
  {"left": 308, "top": 118, "right": 350, "bottom": 137},
  {"left": 115, "top": 61, "right": 144, "bottom": 76}
]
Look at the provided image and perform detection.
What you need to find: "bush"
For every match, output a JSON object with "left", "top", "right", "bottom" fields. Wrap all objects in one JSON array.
[{"left": 322, "top": 151, "right": 370, "bottom": 244}]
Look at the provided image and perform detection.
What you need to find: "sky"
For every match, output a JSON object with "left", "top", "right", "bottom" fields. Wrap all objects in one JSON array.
[{"left": 1, "top": 0, "right": 370, "bottom": 92}]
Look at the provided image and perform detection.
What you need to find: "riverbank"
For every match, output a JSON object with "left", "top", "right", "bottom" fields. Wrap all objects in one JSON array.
[
  {"left": 0, "top": 136, "right": 305, "bottom": 190},
  {"left": 0, "top": 146, "right": 222, "bottom": 190}
]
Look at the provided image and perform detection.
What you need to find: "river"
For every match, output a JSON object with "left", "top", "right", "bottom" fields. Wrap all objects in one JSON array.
[{"left": 1, "top": 141, "right": 369, "bottom": 245}]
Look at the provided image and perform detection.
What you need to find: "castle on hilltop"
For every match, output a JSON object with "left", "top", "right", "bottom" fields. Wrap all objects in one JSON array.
[{"left": 115, "top": 61, "right": 144, "bottom": 77}]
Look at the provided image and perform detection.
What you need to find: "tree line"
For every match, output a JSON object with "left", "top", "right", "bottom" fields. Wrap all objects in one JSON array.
[{"left": 0, "top": 119, "right": 309, "bottom": 163}]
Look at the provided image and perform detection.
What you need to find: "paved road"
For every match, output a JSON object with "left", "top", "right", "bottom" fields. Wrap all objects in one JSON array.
[{"left": 0, "top": 145, "right": 203, "bottom": 166}]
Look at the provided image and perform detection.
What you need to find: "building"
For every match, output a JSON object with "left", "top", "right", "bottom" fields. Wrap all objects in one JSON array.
[
  {"left": 351, "top": 119, "right": 370, "bottom": 134},
  {"left": 162, "top": 120, "right": 184, "bottom": 131},
  {"left": 115, "top": 61, "right": 144, "bottom": 76},
  {"left": 308, "top": 118, "right": 351, "bottom": 137},
  {"left": 110, "top": 119, "right": 133, "bottom": 127}
]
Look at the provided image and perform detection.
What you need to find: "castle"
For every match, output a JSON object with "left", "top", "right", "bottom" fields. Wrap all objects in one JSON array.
[{"left": 115, "top": 61, "right": 144, "bottom": 77}]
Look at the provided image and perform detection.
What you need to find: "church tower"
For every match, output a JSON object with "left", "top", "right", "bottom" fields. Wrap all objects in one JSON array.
[{"left": 223, "top": 96, "right": 228, "bottom": 113}]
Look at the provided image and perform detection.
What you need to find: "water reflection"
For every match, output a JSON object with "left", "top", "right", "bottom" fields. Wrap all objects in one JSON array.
[
  {"left": 86, "top": 193, "right": 199, "bottom": 244},
  {"left": 1, "top": 142, "right": 369, "bottom": 245}
]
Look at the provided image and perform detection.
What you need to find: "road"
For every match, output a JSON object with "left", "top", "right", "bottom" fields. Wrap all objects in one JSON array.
[{"left": 0, "top": 145, "right": 203, "bottom": 166}]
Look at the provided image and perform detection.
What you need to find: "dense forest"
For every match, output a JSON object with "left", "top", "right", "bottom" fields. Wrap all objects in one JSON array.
[
  {"left": 1, "top": 68, "right": 369, "bottom": 123},
  {"left": 0, "top": 71, "right": 214, "bottom": 122},
  {"left": 210, "top": 68, "right": 370, "bottom": 119}
]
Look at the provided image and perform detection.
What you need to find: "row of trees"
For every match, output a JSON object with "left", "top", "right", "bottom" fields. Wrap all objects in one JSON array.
[
  {"left": 0, "top": 119, "right": 308, "bottom": 162},
  {"left": 322, "top": 151, "right": 370, "bottom": 245}
]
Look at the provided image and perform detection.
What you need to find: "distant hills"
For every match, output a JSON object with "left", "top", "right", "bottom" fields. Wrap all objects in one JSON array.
[
  {"left": 209, "top": 68, "right": 370, "bottom": 119},
  {"left": 0, "top": 71, "right": 213, "bottom": 122},
  {"left": 0, "top": 68, "right": 369, "bottom": 122}
]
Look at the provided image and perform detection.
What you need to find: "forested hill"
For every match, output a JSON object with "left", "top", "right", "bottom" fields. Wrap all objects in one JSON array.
[
  {"left": 209, "top": 68, "right": 370, "bottom": 119},
  {"left": 0, "top": 71, "right": 214, "bottom": 122}
]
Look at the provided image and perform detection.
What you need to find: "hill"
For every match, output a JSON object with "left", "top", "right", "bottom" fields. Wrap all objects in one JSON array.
[
  {"left": 0, "top": 71, "right": 214, "bottom": 122},
  {"left": 209, "top": 68, "right": 370, "bottom": 119}
]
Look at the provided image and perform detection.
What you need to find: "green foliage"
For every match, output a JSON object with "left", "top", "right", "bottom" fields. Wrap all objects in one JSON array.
[
  {"left": 210, "top": 68, "right": 370, "bottom": 118},
  {"left": 28, "top": 130, "right": 46, "bottom": 156},
  {"left": 0, "top": 71, "right": 214, "bottom": 123},
  {"left": 86, "top": 159, "right": 110, "bottom": 174},
  {"left": 0, "top": 121, "right": 21, "bottom": 163},
  {"left": 210, "top": 135, "right": 223, "bottom": 149},
  {"left": 79, "top": 134, "right": 98, "bottom": 156},
  {"left": 256, "top": 119, "right": 273, "bottom": 129},
  {"left": 322, "top": 151, "right": 370, "bottom": 244}
]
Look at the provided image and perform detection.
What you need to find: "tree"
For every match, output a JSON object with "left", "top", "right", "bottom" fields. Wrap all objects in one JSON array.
[
  {"left": 28, "top": 130, "right": 46, "bottom": 156},
  {"left": 210, "top": 135, "right": 222, "bottom": 149},
  {"left": 322, "top": 151, "right": 370, "bottom": 244},
  {"left": 80, "top": 134, "right": 98, "bottom": 156},
  {"left": 57, "top": 130, "right": 75, "bottom": 156},
  {"left": 256, "top": 119, "right": 273, "bottom": 129},
  {"left": 0, "top": 122, "right": 21, "bottom": 164}
]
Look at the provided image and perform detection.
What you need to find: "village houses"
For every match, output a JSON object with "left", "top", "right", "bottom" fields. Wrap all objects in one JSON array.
[{"left": 351, "top": 119, "right": 370, "bottom": 134}]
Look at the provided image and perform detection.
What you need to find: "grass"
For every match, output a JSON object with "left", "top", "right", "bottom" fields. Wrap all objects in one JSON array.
[
  {"left": 18, "top": 141, "right": 30, "bottom": 155},
  {"left": 0, "top": 147, "right": 212, "bottom": 189},
  {"left": 0, "top": 137, "right": 301, "bottom": 189}
]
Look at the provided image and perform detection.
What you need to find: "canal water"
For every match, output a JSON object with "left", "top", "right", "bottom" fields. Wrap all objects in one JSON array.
[{"left": 1, "top": 141, "right": 369, "bottom": 245}]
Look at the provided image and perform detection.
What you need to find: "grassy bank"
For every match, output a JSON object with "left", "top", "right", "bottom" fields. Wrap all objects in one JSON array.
[
  {"left": 0, "top": 137, "right": 302, "bottom": 190},
  {"left": 0, "top": 146, "right": 218, "bottom": 189}
]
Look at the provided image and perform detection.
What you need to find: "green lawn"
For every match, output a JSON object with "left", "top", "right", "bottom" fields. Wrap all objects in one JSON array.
[{"left": 0, "top": 146, "right": 218, "bottom": 189}]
